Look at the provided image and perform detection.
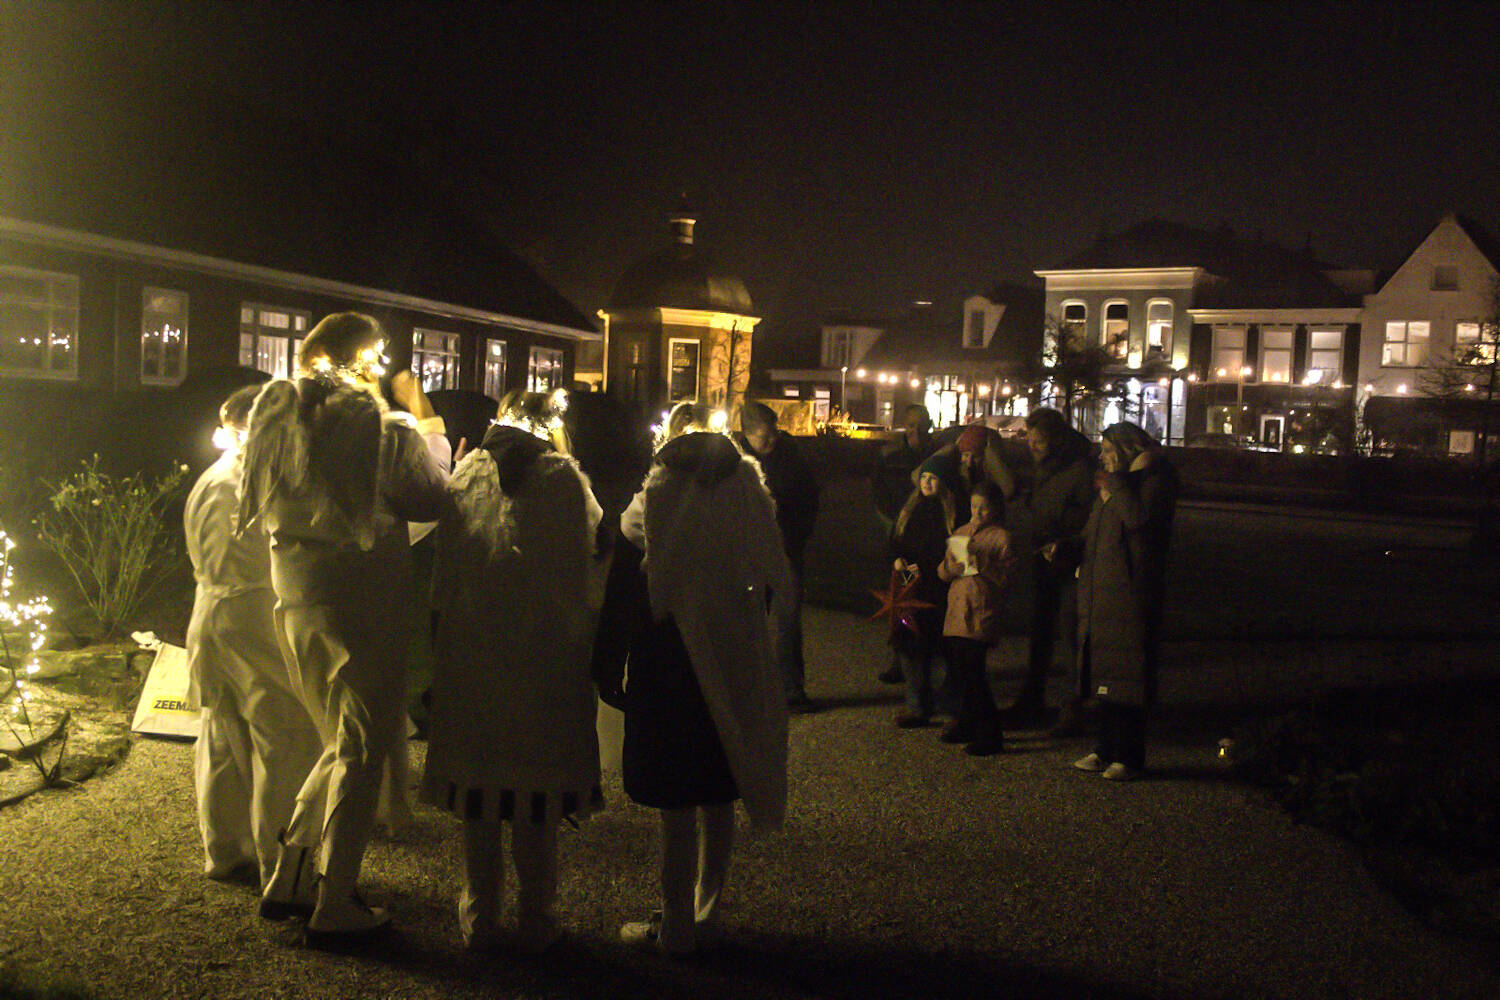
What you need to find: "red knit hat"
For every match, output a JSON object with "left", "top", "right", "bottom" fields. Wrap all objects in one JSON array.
[{"left": 957, "top": 423, "right": 987, "bottom": 454}]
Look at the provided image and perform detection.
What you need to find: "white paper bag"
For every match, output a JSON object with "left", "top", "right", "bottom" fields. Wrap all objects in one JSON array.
[{"left": 130, "top": 642, "right": 201, "bottom": 739}]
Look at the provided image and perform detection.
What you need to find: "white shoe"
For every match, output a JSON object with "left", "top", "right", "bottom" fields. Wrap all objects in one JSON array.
[
  {"left": 1101, "top": 762, "right": 1140, "bottom": 781},
  {"left": 307, "top": 888, "right": 390, "bottom": 938},
  {"left": 259, "top": 835, "right": 319, "bottom": 921},
  {"left": 1072, "top": 752, "right": 1105, "bottom": 772},
  {"left": 620, "top": 910, "right": 693, "bottom": 957}
]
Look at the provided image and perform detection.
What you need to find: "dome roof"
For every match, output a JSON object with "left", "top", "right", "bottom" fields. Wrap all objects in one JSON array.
[{"left": 607, "top": 215, "right": 754, "bottom": 315}]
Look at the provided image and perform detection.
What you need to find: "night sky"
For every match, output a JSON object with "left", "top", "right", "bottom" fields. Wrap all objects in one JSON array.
[{"left": 4, "top": 1, "right": 1498, "bottom": 349}]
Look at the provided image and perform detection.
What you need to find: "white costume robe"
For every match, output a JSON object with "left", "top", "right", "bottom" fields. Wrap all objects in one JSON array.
[
  {"left": 184, "top": 448, "right": 322, "bottom": 883},
  {"left": 250, "top": 391, "right": 450, "bottom": 898},
  {"left": 622, "top": 434, "right": 793, "bottom": 832}
]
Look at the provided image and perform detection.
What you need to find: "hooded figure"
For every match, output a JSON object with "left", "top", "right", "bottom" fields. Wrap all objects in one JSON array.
[
  {"left": 185, "top": 385, "right": 321, "bottom": 887},
  {"left": 241, "top": 313, "right": 450, "bottom": 942},
  {"left": 606, "top": 408, "right": 792, "bottom": 956},
  {"left": 420, "top": 392, "right": 606, "bottom": 952}
]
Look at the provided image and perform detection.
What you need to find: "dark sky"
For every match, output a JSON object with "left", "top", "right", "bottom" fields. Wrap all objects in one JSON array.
[{"left": 3, "top": 1, "right": 1498, "bottom": 342}]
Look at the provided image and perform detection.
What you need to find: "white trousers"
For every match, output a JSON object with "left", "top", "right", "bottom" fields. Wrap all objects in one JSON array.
[
  {"left": 274, "top": 602, "right": 408, "bottom": 899},
  {"left": 459, "top": 819, "right": 558, "bottom": 945},
  {"left": 190, "top": 590, "right": 321, "bottom": 883}
]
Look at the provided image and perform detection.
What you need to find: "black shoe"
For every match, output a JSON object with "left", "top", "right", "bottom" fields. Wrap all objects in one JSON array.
[
  {"left": 964, "top": 737, "right": 1005, "bottom": 757},
  {"left": 786, "top": 693, "right": 821, "bottom": 715},
  {"left": 877, "top": 665, "right": 904, "bottom": 685},
  {"left": 939, "top": 722, "right": 976, "bottom": 744}
]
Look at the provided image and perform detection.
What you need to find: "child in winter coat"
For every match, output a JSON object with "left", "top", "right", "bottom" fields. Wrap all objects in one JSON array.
[
  {"left": 889, "top": 453, "right": 960, "bottom": 728},
  {"left": 937, "top": 480, "right": 1015, "bottom": 756}
]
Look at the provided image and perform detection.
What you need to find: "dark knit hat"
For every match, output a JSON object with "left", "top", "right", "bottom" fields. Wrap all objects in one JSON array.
[{"left": 917, "top": 453, "right": 956, "bottom": 480}]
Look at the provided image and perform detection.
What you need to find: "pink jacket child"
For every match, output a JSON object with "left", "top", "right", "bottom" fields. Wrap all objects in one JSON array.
[
  {"left": 934, "top": 482, "right": 1014, "bottom": 756},
  {"left": 937, "top": 519, "right": 1015, "bottom": 642}
]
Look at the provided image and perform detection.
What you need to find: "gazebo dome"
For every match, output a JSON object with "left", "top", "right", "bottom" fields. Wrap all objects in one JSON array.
[{"left": 607, "top": 212, "right": 754, "bottom": 315}]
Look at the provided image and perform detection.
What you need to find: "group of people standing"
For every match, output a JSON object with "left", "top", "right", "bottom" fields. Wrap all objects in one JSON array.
[
  {"left": 185, "top": 312, "right": 795, "bottom": 954},
  {"left": 878, "top": 403, "right": 1178, "bottom": 780}
]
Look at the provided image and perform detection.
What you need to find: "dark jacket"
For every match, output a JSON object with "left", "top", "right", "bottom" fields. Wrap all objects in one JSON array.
[
  {"left": 1075, "top": 454, "right": 1178, "bottom": 707},
  {"left": 873, "top": 433, "right": 936, "bottom": 523},
  {"left": 735, "top": 430, "right": 820, "bottom": 565},
  {"left": 1029, "top": 427, "right": 1096, "bottom": 548}
]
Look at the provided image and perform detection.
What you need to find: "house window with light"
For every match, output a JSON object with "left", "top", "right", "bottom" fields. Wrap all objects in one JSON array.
[
  {"left": 1306, "top": 329, "right": 1343, "bottom": 383},
  {"left": 528, "top": 345, "right": 564, "bottom": 392},
  {"left": 1210, "top": 326, "right": 1246, "bottom": 379},
  {"left": 1146, "top": 300, "right": 1172, "bottom": 356},
  {"left": 1060, "top": 302, "right": 1087, "bottom": 352},
  {"left": 1102, "top": 302, "right": 1129, "bottom": 359},
  {"left": 1382, "top": 321, "right": 1429, "bottom": 366},
  {"left": 140, "top": 287, "right": 188, "bottom": 385},
  {"left": 482, "top": 338, "right": 508, "bottom": 398},
  {"left": 239, "top": 303, "right": 309, "bottom": 379},
  {"left": 1455, "top": 321, "right": 1496, "bottom": 363},
  {"left": 1260, "top": 327, "right": 1293, "bottom": 383},
  {"left": 412, "top": 329, "right": 461, "bottom": 390},
  {"left": 0, "top": 267, "right": 78, "bottom": 379}
]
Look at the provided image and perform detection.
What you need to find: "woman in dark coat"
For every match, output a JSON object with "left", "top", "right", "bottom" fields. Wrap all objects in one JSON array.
[{"left": 1069, "top": 421, "right": 1177, "bottom": 780}]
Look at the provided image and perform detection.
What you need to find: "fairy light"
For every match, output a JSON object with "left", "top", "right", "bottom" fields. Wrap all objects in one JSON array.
[{"left": 1, "top": 531, "right": 54, "bottom": 734}]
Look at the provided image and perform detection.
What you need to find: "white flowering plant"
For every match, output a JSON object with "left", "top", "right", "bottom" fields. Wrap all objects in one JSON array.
[
  {"left": 1, "top": 530, "right": 66, "bottom": 785},
  {"left": 36, "top": 456, "right": 189, "bottom": 640}
]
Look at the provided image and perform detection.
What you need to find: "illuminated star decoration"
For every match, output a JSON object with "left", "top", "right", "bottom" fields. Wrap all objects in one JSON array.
[{"left": 869, "top": 568, "right": 935, "bottom": 640}]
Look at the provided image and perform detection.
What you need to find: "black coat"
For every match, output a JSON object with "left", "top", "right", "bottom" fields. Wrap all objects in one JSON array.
[
  {"left": 1075, "top": 456, "right": 1178, "bottom": 707},
  {"left": 735, "top": 430, "right": 820, "bottom": 565}
]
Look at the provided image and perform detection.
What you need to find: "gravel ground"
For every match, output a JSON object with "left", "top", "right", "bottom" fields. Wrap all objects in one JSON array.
[{"left": 3, "top": 607, "right": 1499, "bottom": 1000}]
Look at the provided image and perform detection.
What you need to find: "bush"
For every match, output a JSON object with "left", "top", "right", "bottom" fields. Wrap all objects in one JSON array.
[{"left": 35, "top": 456, "right": 189, "bottom": 640}]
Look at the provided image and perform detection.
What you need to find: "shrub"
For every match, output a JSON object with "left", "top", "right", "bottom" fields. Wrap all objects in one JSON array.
[{"left": 35, "top": 456, "right": 189, "bottom": 640}]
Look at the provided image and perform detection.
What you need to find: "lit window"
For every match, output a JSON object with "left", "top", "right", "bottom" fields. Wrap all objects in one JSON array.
[
  {"left": 482, "top": 338, "right": 508, "bottom": 398},
  {"left": 668, "top": 338, "right": 699, "bottom": 402},
  {"left": 412, "top": 329, "right": 461, "bottom": 391},
  {"left": 528, "top": 345, "right": 564, "bottom": 392},
  {"left": 1102, "top": 302, "right": 1129, "bottom": 359},
  {"left": 239, "top": 303, "right": 308, "bottom": 378},
  {"left": 964, "top": 309, "right": 985, "bottom": 348},
  {"left": 1455, "top": 321, "right": 1497, "bottom": 364},
  {"left": 1060, "top": 302, "right": 1086, "bottom": 353},
  {"left": 0, "top": 267, "right": 78, "bottom": 378},
  {"left": 1146, "top": 301, "right": 1173, "bottom": 355},
  {"left": 1432, "top": 265, "right": 1458, "bottom": 291},
  {"left": 1211, "top": 326, "right": 1246, "bottom": 379},
  {"left": 140, "top": 287, "right": 188, "bottom": 385},
  {"left": 1307, "top": 329, "right": 1343, "bottom": 382},
  {"left": 1382, "top": 321, "right": 1429, "bottom": 367},
  {"left": 1260, "top": 328, "right": 1293, "bottom": 383}
]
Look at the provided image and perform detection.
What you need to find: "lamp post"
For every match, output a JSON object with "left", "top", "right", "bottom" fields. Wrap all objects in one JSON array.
[{"left": 840, "top": 365, "right": 848, "bottom": 415}]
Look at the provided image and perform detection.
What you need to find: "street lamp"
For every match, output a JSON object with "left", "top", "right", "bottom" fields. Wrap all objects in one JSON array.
[{"left": 840, "top": 365, "right": 848, "bottom": 413}]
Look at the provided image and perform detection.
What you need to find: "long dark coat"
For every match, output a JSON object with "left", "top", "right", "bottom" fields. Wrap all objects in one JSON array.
[{"left": 1075, "top": 455, "right": 1178, "bottom": 707}]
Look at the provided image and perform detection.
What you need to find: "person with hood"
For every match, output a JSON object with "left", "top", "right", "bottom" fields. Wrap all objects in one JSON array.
[
  {"left": 734, "top": 401, "right": 821, "bottom": 713},
  {"left": 241, "top": 312, "right": 451, "bottom": 943},
  {"left": 603, "top": 402, "right": 791, "bottom": 957},
  {"left": 871, "top": 404, "right": 939, "bottom": 685},
  {"left": 185, "top": 384, "right": 322, "bottom": 887},
  {"left": 1068, "top": 421, "right": 1178, "bottom": 780},
  {"left": 1008, "top": 407, "right": 1096, "bottom": 729},
  {"left": 421, "top": 389, "right": 605, "bottom": 952},
  {"left": 889, "top": 452, "right": 961, "bottom": 731}
]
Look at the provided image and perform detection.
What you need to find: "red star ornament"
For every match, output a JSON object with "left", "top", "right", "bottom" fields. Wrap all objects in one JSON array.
[{"left": 870, "top": 568, "right": 935, "bottom": 640}]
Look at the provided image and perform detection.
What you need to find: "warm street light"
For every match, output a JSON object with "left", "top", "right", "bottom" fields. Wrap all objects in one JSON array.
[
  {"left": 856, "top": 367, "right": 867, "bottom": 378},
  {"left": 840, "top": 365, "right": 848, "bottom": 410}
]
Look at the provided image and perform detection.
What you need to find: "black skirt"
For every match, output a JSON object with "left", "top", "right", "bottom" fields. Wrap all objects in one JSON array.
[{"left": 622, "top": 616, "right": 739, "bottom": 809}]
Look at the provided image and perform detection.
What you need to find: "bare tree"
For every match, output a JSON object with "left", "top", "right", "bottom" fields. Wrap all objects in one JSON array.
[
  {"left": 1028, "top": 313, "right": 1111, "bottom": 427},
  {"left": 705, "top": 321, "right": 752, "bottom": 413},
  {"left": 1421, "top": 278, "right": 1500, "bottom": 465}
]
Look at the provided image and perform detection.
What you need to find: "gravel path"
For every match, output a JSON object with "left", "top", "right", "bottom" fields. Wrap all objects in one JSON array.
[{"left": 2, "top": 607, "right": 1497, "bottom": 999}]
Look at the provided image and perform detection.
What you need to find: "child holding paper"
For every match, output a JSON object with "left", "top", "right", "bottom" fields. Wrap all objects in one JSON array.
[{"left": 937, "top": 480, "right": 1015, "bottom": 756}]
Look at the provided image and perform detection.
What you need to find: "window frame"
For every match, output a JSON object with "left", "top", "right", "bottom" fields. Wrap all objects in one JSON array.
[
  {"left": 140, "top": 286, "right": 188, "bottom": 386},
  {"left": 1101, "top": 299, "right": 1130, "bottom": 360},
  {"left": 239, "top": 303, "right": 310, "bottom": 379},
  {"left": 0, "top": 265, "right": 80, "bottom": 380},
  {"left": 1145, "top": 298, "right": 1173, "bottom": 356},
  {"left": 1259, "top": 326, "right": 1294, "bottom": 384},
  {"left": 1381, "top": 320, "right": 1430, "bottom": 368},
  {"left": 1210, "top": 325, "right": 1247, "bottom": 381},
  {"left": 667, "top": 336, "right": 700, "bottom": 402},
  {"left": 482, "top": 337, "right": 509, "bottom": 398},
  {"left": 527, "top": 345, "right": 565, "bottom": 392},
  {"left": 1305, "top": 328, "right": 1343, "bottom": 384},
  {"left": 411, "top": 327, "right": 463, "bottom": 391}
]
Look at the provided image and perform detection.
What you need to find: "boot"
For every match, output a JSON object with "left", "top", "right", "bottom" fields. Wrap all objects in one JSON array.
[{"left": 259, "top": 832, "right": 319, "bottom": 921}]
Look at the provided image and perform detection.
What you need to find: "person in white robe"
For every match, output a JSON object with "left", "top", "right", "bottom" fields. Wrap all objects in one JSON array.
[
  {"left": 421, "top": 389, "right": 606, "bottom": 952},
  {"left": 185, "top": 384, "right": 322, "bottom": 886},
  {"left": 610, "top": 402, "right": 792, "bottom": 956},
  {"left": 240, "top": 313, "right": 450, "bottom": 942}
]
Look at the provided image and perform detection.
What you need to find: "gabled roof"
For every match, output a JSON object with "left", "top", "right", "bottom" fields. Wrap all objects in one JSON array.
[{"left": 857, "top": 282, "right": 1043, "bottom": 371}]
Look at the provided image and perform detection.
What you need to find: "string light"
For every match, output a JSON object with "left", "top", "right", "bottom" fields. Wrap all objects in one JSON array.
[{"left": 1, "top": 531, "right": 54, "bottom": 737}]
